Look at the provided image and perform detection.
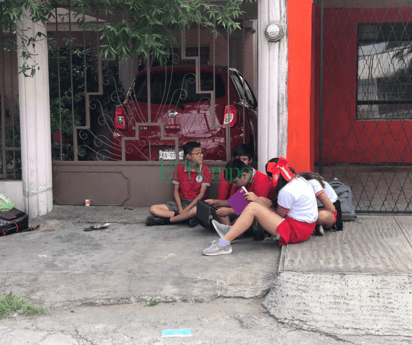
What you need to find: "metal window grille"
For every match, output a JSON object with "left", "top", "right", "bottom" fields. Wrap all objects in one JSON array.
[{"left": 318, "top": 0, "right": 412, "bottom": 213}]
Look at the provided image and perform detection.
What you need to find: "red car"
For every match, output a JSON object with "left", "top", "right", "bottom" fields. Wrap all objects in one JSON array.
[{"left": 110, "top": 66, "right": 257, "bottom": 161}]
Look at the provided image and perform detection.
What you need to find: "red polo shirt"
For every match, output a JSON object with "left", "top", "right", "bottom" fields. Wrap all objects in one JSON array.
[
  {"left": 248, "top": 169, "right": 276, "bottom": 199},
  {"left": 218, "top": 170, "right": 240, "bottom": 200},
  {"left": 218, "top": 168, "right": 275, "bottom": 200},
  {"left": 172, "top": 163, "right": 212, "bottom": 200}
]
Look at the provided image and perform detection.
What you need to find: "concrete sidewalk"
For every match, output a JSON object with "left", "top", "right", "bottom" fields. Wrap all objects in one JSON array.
[
  {"left": 0, "top": 206, "right": 279, "bottom": 308},
  {"left": 1, "top": 206, "right": 411, "bottom": 337}
]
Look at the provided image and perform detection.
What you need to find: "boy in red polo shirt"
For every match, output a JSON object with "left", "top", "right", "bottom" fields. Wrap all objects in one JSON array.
[
  {"left": 146, "top": 141, "right": 212, "bottom": 226},
  {"left": 205, "top": 145, "right": 253, "bottom": 225},
  {"left": 208, "top": 158, "right": 275, "bottom": 237},
  {"left": 216, "top": 144, "right": 254, "bottom": 202}
]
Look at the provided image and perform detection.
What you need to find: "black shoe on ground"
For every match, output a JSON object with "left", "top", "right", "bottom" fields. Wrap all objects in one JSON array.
[
  {"left": 313, "top": 224, "right": 324, "bottom": 236},
  {"left": 146, "top": 216, "right": 165, "bottom": 226},
  {"left": 329, "top": 224, "right": 338, "bottom": 232},
  {"left": 188, "top": 217, "right": 199, "bottom": 227}
]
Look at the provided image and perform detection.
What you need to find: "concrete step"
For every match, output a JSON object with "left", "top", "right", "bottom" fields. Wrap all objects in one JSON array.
[{"left": 263, "top": 216, "right": 412, "bottom": 336}]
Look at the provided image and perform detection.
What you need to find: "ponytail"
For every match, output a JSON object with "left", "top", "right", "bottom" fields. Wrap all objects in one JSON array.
[
  {"left": 271, "top": 174, "right": 289, "bottom": 209},
  {"left": 298, "top": 172, "right": 325, "bottom": 188}
]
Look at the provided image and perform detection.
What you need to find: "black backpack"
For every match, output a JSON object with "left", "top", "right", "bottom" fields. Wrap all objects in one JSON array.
[
  {"left": 196, "top": 200, "right": 217, "bottom": 230},
  {"left": 0, "top": 208, "right": 30, "bottom": 236}
]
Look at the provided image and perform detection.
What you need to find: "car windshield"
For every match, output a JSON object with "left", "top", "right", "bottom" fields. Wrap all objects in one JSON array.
[{"left": 130, "top": 72, "right": 226, "bottom": 104}]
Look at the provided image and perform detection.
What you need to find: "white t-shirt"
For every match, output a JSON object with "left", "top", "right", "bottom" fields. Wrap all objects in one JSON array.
[
  {"left": 308, "top": 179, "right": 338, "bottom": 203},
  {"left": 277, "top": 177, "right": 318, "bottom": 223}
]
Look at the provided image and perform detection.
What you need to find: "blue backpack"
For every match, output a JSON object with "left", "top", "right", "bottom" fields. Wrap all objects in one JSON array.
[{"left": 329, "top": 178, "right": 356, "bottom": 221}]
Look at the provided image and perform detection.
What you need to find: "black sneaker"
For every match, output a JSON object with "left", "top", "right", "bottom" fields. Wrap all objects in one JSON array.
[
  {"left": 146, "top": 216, "right": 165, "bottom": 226},
  {"left": 313, "top": 224, "right": 324, "bottom": 236},
  {"left": 188, "top": 217, "right": 199, "bottom": 227},
  {"left": 329, "top": 224, "right": 338, "bottom": 232}
]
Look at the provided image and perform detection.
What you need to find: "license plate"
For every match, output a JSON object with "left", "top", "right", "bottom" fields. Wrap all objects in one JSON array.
[{"left": 159, "top": 149, "right": 184, "bottom": 161}]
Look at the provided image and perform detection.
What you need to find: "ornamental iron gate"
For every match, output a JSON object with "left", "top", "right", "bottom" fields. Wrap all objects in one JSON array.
[
  {"left": 48, "top": 7, "right": 257, "bottom": 164},
  {"left": 318, "top": 0, "right": 412, "bottom": 213},
  {"left": 48, "top": 5, "right": 258, "bottom": 206},
  {"left": 0, "top": 29, "right": 20, "bottom": 180}
]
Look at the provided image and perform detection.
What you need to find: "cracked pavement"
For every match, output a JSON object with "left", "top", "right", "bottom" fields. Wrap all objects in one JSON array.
[
  {"left": 1, "top": 299, "right": 409, "bottom": 345},
  {"left": 1, "top": 207, "right": 412, "bottom": 343}
]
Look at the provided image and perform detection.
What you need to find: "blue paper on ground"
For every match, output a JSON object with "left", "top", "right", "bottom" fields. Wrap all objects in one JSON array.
[{"left": 162, "top": 328, "right": 192, "bottom": 337}]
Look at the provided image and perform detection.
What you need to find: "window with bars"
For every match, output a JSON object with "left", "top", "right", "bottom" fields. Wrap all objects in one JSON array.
[{"left": 357, "top": 23, "right": 412, "bottom": 120}]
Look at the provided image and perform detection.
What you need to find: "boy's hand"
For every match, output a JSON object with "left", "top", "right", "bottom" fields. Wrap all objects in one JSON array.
[
  {"left": 216, "top": 207, "right": 232, "bottom": 217},
  {"left": 205, "top": 199, "right": 218, "bottom": 206},
  {"left": 178, "top": 206, "right": 184, "bottom": 214},
  {"left": 244, "top": 192, "right": 258, "bottom": 203}
]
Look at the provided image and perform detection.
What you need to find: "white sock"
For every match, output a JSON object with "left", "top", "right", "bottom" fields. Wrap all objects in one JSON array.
[{"left": 219, "top": 238, "right": 231, "bottom": 246}]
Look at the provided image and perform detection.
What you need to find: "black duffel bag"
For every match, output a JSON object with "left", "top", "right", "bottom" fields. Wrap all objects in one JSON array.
[{"left": 0, "top": 208, "right": 30, "bottom": 236}]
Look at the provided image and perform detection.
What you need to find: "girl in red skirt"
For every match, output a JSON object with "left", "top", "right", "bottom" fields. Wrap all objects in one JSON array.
[{"left": 202, "top": 157, "right": 319, "bottom": 256}]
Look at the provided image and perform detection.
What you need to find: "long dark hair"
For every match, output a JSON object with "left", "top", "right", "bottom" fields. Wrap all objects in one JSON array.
[
  {"left": 298, "top": 172, "right": 325, "bottom": 188},
  {"left": 272, "top": 174, "right": 289, "bottom": 208}
]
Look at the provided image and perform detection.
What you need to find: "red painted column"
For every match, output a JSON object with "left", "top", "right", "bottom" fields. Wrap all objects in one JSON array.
[{"left": 286, "top": 0, "right": 316, "bottom": 172}]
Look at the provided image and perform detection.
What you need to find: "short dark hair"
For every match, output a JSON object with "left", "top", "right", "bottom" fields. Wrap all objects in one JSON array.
[
  {"left": 183, "top": 141, "right": 201, "bottom": 157},
  {"left": 224, "top": 158, "right": 251, "bottom": 181},
  {"left": 233, "top": 144, "right": 253, "bottom": 160}
]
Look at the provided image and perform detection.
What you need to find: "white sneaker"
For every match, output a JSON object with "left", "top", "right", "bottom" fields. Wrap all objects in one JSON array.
[
  {"left": 211, "top": 220, "right": 232, "bottom": 238},
  {"left": 202, "top": 240, "right": 233, "bottom": 256}
]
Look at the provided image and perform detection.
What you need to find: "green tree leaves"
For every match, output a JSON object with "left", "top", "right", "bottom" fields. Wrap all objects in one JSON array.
[{"left": 1, "top": 0, "right": 255, "bottom": 69}]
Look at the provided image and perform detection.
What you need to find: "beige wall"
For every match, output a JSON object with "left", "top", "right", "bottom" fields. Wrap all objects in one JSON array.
[{"left": 53, "top": 162, "right": 227, "bottom": 206}]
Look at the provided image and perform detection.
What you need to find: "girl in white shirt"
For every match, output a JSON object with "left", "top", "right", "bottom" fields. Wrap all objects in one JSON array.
[
  {"left": 202, "top": 157, "right": 318, "bottom": 256},
  {"left": 299, "top": 172, "right": 343, "bottom": 233}
]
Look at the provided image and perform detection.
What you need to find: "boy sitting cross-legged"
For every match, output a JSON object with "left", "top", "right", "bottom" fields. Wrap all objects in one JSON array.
[{"left": 146, "top": 141, "right": 212, "bottom": 227}]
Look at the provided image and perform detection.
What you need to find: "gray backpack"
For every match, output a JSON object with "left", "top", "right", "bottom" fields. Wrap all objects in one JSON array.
[{"left": 329, "top": 178, "right": 356, "bottom": 221}]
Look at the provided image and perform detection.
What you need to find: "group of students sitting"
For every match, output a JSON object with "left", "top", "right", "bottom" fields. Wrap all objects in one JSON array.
[{"left": 146, "top": 141, "right": 342, "bottom": 256}]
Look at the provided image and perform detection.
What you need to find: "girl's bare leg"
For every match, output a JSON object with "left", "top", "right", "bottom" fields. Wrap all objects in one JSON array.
[
  {"left": 316, "top": 210, "right": 336, "bottom": 228},
  {"left": 223, "top": 203, "right": 284, "bottom": 242}
]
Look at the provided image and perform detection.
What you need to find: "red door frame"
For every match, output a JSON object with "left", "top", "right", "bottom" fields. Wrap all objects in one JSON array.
[{"left": 286, "top": 2, "right": 412, "bottom": 170}]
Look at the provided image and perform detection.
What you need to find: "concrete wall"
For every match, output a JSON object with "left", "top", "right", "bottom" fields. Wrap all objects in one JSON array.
[{"left": 52, "top": 162, "right": 227, "bottom": 206}]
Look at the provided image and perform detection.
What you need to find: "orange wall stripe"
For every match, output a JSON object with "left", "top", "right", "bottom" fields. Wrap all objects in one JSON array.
[{"left": 287, "top": 0, "right": 315, "bottom": 172}]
